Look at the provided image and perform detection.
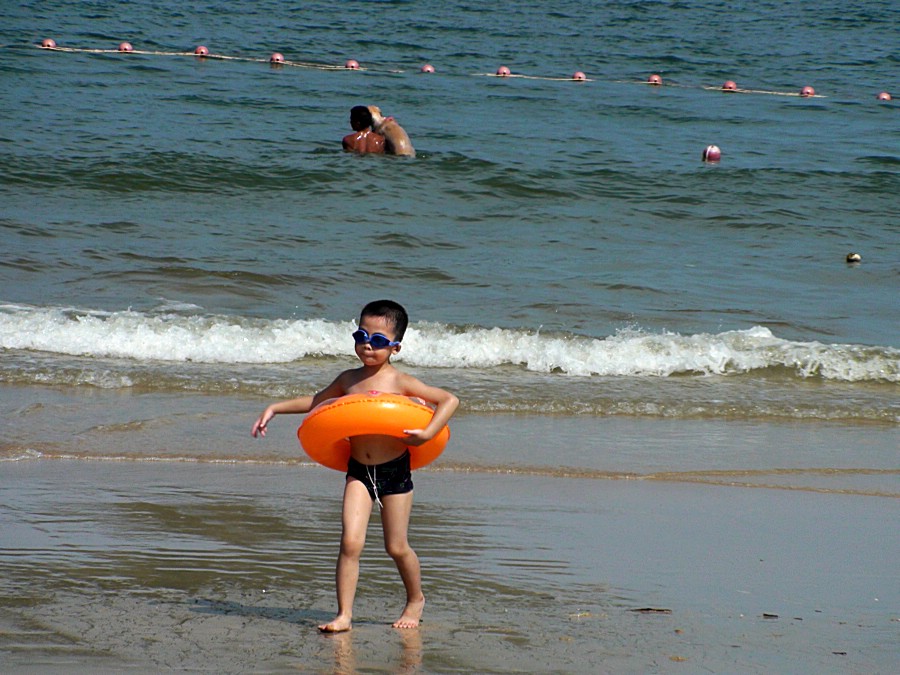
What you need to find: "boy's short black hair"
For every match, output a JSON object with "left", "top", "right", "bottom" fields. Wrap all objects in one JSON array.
[
  {"left": 350, "top": 105, "right": 373, "bottom": 129},
  {"left": 360, "top": 300, "right": 409, "bottom": 341}
]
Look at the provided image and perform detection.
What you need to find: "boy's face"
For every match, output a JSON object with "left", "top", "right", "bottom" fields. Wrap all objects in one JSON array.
[{"left": 354, "top": 314, "right": 401, "bottom": 366}]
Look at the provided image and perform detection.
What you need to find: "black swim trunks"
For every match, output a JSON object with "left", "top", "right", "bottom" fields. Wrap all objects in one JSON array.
[{"left": 347, "top": 450, "right": 414, "bottom": 503}]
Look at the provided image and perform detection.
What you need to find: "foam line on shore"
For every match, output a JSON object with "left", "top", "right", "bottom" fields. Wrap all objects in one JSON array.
[{"left": 5, "top": 449, "right": 896, "bottom": 497}]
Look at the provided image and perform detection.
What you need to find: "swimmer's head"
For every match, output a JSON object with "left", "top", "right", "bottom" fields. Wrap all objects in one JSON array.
[
  {"left": 350, "top": 105, "right": 374, "bottom": 131},
  {"left": 360, "top": 300, "right": 409, "bottom": 342}
]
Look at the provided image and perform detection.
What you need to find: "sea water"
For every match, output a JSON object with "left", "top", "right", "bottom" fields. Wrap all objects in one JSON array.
[{"left": 1, "top": 0, "right": 898, "bottom": 444}]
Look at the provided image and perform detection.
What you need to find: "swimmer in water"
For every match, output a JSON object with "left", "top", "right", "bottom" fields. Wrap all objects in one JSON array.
[{"left": 342, "top": 105, "right": 385, "bottom": 154}]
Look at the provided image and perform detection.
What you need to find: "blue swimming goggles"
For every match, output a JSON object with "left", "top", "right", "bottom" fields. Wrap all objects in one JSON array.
[{"left": 352, "top": 328, "right": 401, "bottom": 349}]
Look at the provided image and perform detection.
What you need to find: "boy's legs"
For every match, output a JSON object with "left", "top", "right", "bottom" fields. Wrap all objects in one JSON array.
[
  {"left": 319, "top": 477, "right": 373, "bottom": 633},
  {"left": 381, "top": 490, "right": 425, "bottom": 628}
]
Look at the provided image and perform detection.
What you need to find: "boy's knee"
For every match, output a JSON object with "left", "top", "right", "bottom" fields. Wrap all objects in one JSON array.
[
  {"left": 340, "top": 536, "right": 365, "bottom": 559},
  {"left": 385, "top": 540, "right": 412, "bottom": 560}
]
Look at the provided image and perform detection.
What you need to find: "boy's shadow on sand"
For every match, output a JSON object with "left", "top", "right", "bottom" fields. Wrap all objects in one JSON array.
[{"left": 189, "top": 597, "right": 332, "bottom": 626}]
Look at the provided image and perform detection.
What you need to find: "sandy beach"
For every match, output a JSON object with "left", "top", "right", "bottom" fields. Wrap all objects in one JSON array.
[
  {"left": 2, "top": 386, "right": 898, "bottom": 673},
  {"left": 2, "top": 444, "right": 897, "bottom": 673}
]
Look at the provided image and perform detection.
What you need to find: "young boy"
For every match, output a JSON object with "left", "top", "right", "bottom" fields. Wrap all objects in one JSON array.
[{"left": 251, "top": 300, "right": 458, "bottom": 632}]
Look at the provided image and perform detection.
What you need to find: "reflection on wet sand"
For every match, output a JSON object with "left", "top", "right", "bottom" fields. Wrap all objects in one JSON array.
[{"left": 328, "top": 627, "right": 423, "bottom": 675}]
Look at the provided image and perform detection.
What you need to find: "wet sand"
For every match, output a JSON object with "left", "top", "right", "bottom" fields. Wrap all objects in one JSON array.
[{"left": 2, "top": 456, "right": 897, "bottom": 673}]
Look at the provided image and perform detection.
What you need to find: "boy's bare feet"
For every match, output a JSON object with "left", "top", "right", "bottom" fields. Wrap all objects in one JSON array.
[
  {"left": 392, "top": 596, "right": 425, "bottom": 629},
  {"left": 318, "top": 614, "right": 352, "bottom": 633}
]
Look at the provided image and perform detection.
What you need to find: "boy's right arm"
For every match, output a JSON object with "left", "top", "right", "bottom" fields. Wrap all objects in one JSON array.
[
  {"left": 251, "top": 396, "right": 314, "bottom": 438},
  {"left": 250, "top": 374, "right": 349, "bottom": 438}
]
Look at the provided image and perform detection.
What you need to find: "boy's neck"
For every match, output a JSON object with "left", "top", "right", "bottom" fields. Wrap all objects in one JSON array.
[
  {"left": 348, "top": 360, "right": 398, "bottom": 392},
  {"left": 359, "top": 360, "right": 395, "bottom": 375}
]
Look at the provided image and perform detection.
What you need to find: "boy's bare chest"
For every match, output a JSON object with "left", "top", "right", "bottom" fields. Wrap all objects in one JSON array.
[{"left": 345, "top": 371, "right": 402, "bottom": 396}]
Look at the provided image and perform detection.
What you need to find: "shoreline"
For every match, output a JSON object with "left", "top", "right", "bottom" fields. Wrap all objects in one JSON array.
[
  {"left": 3, "top": 380, "right": 897, "bottom": 497},
  {"left": 5, "top": 451, "right": 899, "bottom": 500}
]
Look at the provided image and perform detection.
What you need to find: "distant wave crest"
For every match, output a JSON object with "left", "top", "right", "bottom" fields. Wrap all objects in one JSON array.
[{"left": 1, "top": 304, "right": 897, "bottom": 383}]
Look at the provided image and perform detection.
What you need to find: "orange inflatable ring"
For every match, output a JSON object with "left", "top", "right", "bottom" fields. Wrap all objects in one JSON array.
[{"left": 297, "top": 393, "right": 450, "bottom": 472}]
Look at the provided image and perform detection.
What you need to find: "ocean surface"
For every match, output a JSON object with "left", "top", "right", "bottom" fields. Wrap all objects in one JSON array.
[{"left": 2, "top": 0, "right": 898, "bottom": 448}]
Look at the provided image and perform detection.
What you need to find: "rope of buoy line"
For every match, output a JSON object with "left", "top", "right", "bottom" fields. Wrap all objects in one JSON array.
[{"left": 30, "top": 39, "right": 894, "bottom": 101}]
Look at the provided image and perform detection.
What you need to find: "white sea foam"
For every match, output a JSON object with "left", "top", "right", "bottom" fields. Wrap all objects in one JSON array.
[
  {"left": 1, "top": 304, "right": 897, "bottom": 382},
  {"left": 0, "top": 448, "right": 44, "bottom": 462},
  {"left": 409, "top": 324, "right": 899, "bottom": 382},
  {"left": 0, "top": 304, "right": 351, "bottom": 364}
]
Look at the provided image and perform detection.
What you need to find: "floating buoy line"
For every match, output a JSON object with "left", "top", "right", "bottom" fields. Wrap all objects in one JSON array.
[
  {"left": 30, "top": 39, "right": 894, "bottom": 101},
  {"left": 37, "top": 39, "right": 376, "bottom": 71}
]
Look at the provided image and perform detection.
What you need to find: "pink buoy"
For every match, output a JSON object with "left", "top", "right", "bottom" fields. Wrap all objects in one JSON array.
[
  {"left": 572, "top": 71, "right": 587, "bottom": 81},
  {"left": 345, "top": 59, "right": 360, "bottom": 69},
  {"left": 496, "top": 65, "right": 511, "bottom": 77},
  {"left": 702, "top": 145, "right": 722, "bottom": 163},
  {"left": 648, "top": 74, "right": 662, "bottom": 85},
  {"left": 876, "top": 91, "right": 891, "bottom": 101},
  {"left": 269, "top": 52, "right": 285, "bottom": 63},
  {"left": 800, "top": 85, "right": 815, "bottom": 97},
  {"left": 41, "top": 38, "right": 57, "bottom": 49},
  {"left": 421, "top": 63, "right": 435, "bottom": 73},
  {"left": 118, "top": 42, "right": 133, "bottom": 52},
  {"left": 194, "top": 45, "right": 209, "bottom": 56},
  {"left": 722, "top": 80, "right": 737, "bottom": 91}
]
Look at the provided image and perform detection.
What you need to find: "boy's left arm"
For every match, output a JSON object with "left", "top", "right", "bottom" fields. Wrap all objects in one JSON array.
[{"left": 401, "top": 376, "right": 459, "bottom": 444}]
